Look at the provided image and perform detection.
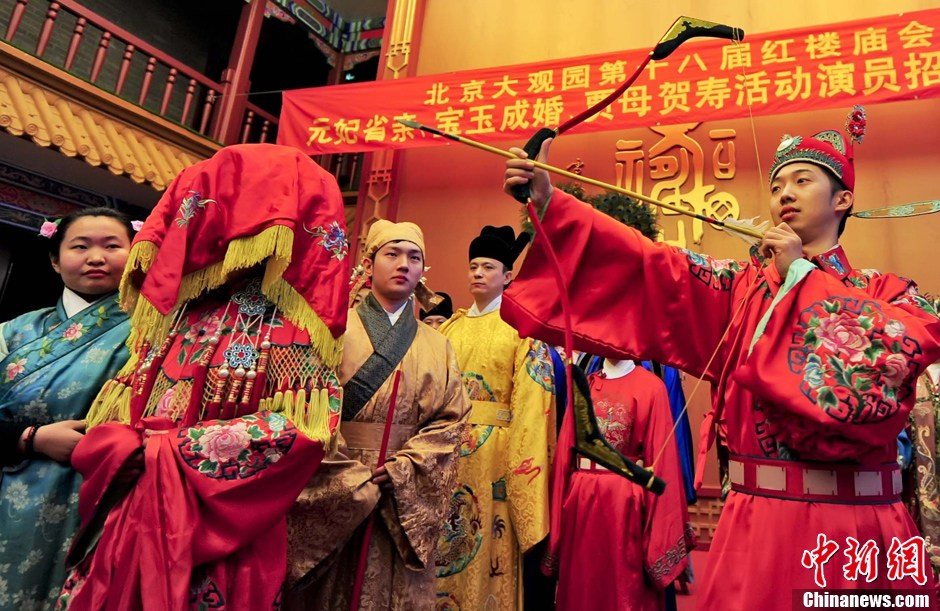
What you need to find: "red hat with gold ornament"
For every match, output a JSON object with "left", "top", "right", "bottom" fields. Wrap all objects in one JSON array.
[{"left": 769, "top": 105, "right": 867, "bottom": 191}]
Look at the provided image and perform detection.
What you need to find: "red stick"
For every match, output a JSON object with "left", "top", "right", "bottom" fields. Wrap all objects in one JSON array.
[{"left": 349, "top": 369, "right": 402, "bottom": 611}]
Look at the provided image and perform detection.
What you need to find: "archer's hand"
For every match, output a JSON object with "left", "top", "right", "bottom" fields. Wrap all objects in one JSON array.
[
  {"left": 760, "top": 223, "right": 804, "bottom": 277},
  {"left": 504, "top": 138, "right": 554, "bottom": 211},
  {"left": 371, "top": 464, "right": 394, "bottom": 493},
  {"left": 33, "top": 419, "right": 85, "bottom": 464}
]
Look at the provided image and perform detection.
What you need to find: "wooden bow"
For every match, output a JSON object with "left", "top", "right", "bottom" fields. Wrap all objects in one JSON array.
[{"left": 514, "top": 17, "right": 748, "bottom": 494}]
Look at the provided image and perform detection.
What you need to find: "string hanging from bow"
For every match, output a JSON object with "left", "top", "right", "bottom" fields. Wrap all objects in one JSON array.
[{"left": 513, "top": 16, "right": 748, "bottom": 495}]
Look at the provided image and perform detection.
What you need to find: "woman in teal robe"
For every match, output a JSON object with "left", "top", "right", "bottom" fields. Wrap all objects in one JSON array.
[{"left": 0, "top": 208, "right": 133, "bottom": 609}]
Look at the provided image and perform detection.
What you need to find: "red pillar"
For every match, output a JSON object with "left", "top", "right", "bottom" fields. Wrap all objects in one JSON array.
[{"left": 215, "top": 0, "right": 266, "bottom": 144}]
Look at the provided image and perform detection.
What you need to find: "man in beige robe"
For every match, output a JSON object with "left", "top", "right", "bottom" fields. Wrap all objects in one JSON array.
[{"left": 288, "top": 220, "right": 469, "bottom": 610}]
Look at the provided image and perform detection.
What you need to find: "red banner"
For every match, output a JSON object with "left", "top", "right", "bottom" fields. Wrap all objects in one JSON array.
[{"left": 278, "top": 9, "right": 940, "bottom": 154}]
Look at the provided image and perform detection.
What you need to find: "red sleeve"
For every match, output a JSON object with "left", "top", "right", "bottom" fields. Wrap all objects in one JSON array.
[
  {"left": 735, "top": 270, "right": 940, "bottom": 461},
  {"left": 71, "top": 423, "right": 142, "bottom": 527},
  {"left": 641, "top": 373, "right": 693, "bottom": 588},
  {"left": 65, "top": 413, "right": 325, "bottom": 610},
  {"left": 503, "top": 189, "right": 753, "bottom": 380},
  {"left": 171, "top": 412, "right": 326, "bottom": 565}
]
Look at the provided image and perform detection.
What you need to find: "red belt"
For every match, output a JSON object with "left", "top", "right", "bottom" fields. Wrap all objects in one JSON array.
[{"left": 729, "top": 454, "right": 901, "bottom": 504}]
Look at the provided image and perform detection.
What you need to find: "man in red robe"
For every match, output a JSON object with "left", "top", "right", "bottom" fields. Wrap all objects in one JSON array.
[
  {"left": 502, "top": 112, "right": 940, "bottom": 608},
  {"left": 56, "top": 144, "right": 350, "bottom": 610},
  {"left": 553, "top": 358, "right": 692, "bottom": 610}
]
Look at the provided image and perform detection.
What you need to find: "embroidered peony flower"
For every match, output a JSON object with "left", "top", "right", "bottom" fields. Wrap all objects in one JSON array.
[
  {"left": 38, "top": 221, "right": 59, "bottom": 238},
  {"left": 266, "top": 412, "right": 287, "bottom": 433},
  {"left": 62, "top": 323, "right": 85, "bottom": 342},
  {"left": 154, "top": 387, "right": 176, "bottom": 419},
  {"left": 5, "top": 358, "right": 26, "bottom": 381},
  {"left": 131, "top": 220, "right": 144, "bottom": 232},
  {"left": 711, "top": 258, "right": 734, "bottom": 272},
  {"left": 883, "top": 353, "right": 910, "bottom": 389},
  {"left": 182, "top": 315, "right": 221, "bottom": 344},
  {"left": 683, "top": 250, "right": 708, "bottom": 267},
  {"left": 884, "top": 320, "right": 906, "bottom": 339},
  {"left": 199, "top": 421, "right": 252, "bottom": 464},
  {"left": 802, "top": 354, "right": 826, "bottom": 389},
  {"left": 815, "top": 312, "right": 871, "bottom": 363}
]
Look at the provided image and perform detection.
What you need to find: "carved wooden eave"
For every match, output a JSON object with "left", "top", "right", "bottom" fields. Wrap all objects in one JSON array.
[{"left": 0, "top": 40, "right": 218, "bottom": 191}]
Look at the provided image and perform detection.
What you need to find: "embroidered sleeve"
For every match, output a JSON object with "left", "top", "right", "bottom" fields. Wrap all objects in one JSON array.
[
  {"left": 737, "top": 271, "right": 940, "bottom": 461},
  {"left": 642, "top": 378, "right": 693, "bottom": 587}
]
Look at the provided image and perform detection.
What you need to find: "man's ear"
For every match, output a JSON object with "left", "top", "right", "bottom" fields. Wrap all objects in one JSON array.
[
  {"left": 361, "top": 256, "right": 373, "bottom": 277},
  {"left": 833, "top": 189, "right": 854, "bottom": 214},
  {"left": 503, "top": 269, "right": 513, "bottom": 286}
]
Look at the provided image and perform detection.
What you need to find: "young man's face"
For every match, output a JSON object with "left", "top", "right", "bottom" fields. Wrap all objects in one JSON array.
[
  {"left": 364, "top": 241, "right": 424, "bottom": 303},
  {"left": 468, "top": 257, "right": 511, "bottom": 304},
  {"left": 769, "top": 162, "right": 853, "bottom": 243}
]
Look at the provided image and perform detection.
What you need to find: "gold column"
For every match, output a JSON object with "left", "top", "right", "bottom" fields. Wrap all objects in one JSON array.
[{"left": 352, "top": 0, "right": 423, "bottom": 259}]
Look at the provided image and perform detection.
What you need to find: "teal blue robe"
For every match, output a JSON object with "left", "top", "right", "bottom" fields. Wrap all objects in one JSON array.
[{"left": 0, "top": 293, "right": 129, "bottom": 609}]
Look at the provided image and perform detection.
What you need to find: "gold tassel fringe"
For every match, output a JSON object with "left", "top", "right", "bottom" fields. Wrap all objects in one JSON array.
[
  {"left": 85, "top": 380, "right": 132, "bottom": 427},
  {"left": 259, "top": 388, "right": 333, "bottom": 444},
  {"left": 119, "top": 241, "right": 158, "bottom": 312},
  {"left": 260, "top": 273, "right": 344, "bottom": 368},
  {"left": 93, "top": 225, "right": 343, "bottom": 428},
  {"left": 119, "top": 225, "right": 342, "bottom": 367}
]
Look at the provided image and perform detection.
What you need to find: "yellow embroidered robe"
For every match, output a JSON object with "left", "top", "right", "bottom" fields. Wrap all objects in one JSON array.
[
  {"left": 287, "top": 309, "right": 469, "bottom": 610},
  {"left": 435, "top": 308, "right": 555, "bottom": 610},
  {"left": 909, "top": 370, "right": 940, "bottom": 573}
]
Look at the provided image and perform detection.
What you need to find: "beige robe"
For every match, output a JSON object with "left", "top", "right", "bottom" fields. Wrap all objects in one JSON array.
[{"left": 287, "top": 309, "right": 469, "bottom": 610}]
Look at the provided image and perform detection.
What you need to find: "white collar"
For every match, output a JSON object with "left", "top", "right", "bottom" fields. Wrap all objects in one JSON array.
[
  {"left": 602, "top": 359, "right": 636, "bottom": 379},
  {"left": 387, "top": 300, "right": 411, "bottom": 326},
  {"left": 468, "top": 294, "right": 502, "bottom": 318},
  {"left": 62, "top": 287, "right": 94, "bottom": 318}
]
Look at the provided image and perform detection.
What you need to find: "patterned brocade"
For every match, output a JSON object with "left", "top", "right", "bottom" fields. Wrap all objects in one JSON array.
[
  {"left": 288, "top": 311, "right": 469, "bottom": 610},
  {"left": 0, "top": 296, "right": 129, "bottom": 610},
  {"left": 908, "top": 371, "right": 940, "bottom": 573},
  {"left": 435, "top": 309, "right": 555, "bottom": 611}
]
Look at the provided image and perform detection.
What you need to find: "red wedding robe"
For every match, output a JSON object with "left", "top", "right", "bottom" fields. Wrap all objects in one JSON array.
[
  {"left": 555, "top": 366, "right": 692, "bottom": 611},
  {"left": 57, "top": 292, "right": 333, "bottom": 611},
  {"left": 503, "top": 191, "right": 940, "bottom": 609}
]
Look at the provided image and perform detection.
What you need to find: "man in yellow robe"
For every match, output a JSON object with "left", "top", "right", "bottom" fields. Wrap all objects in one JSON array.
[
  {"left": 435, "top": 226, "right": 555, "bottom": 610},
  {"left": 287, "top": 220, "right": 469, "bottom": 610}
]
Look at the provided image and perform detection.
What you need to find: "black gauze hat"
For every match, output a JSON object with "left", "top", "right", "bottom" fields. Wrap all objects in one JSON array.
[
  {"left": 468, "top": 225, "right": 531, "bottom": 268},
  {"left": 420, "top": 292, "right": 453, "bottom": 319}
]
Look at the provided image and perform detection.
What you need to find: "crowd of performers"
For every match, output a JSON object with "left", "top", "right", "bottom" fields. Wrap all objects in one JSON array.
[{"left": 0, "top": 109, "right": 938, "bottom": 611}]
